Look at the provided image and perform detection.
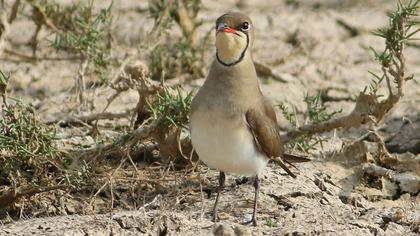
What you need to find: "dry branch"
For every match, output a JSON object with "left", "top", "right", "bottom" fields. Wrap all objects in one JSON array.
[
  {"left": 29, "top": 2, "right": 61, "bottom": 55},
  {"left": 281, "top": 92, "right": 403, "bottom": 143},
  {"left": 46, "top": 111, "right": 132, "bottom": 126},
  {"left": 319, "top": 87, "right": 356, "bottom": 102},
  {"left": 109, "top": 60, "right": 163, "bottom": 128},
  {"left": 73, "top": 117, "right": 161, "bottom": 160},
  {"left": 75, "top": 58, "right": 89, "bottom": 107},
  {"left": 8, "top": 0, "right": 20, "bottom": 24},
  {"left": 282, "top": 93, "right": 378, "bottom": 142},
  {"left": 336, "top": 18, "right": 359, "bottom": 37},
  {"left": 0, "top": 185, "right": 70, "bottom": 209},
  {"left": 3, "top": 48, "right": 82, "bottom": 61},
  {"left": 30, "top": 3, "right": 60, "bottom": 33},
  {"left": 362, "top": 163, "right": 420, "bottom": 194}
]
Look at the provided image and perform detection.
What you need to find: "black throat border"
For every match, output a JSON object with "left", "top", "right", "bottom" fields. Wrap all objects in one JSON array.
[{"left": 216, "top": 32, "right": 249, "bottom": 67}]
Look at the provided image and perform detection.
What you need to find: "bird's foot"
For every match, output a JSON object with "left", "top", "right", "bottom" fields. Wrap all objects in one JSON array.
[
  {"left": 241, "top": 218, "right": 257, "bottom": 227},
  {"left": 212, "top": 212, "right": 219, "bottom": 223}
]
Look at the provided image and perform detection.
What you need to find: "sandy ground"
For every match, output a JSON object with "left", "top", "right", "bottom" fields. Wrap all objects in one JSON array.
[{"left": 1, "top": 0, "right": 419, "bottom": 235}]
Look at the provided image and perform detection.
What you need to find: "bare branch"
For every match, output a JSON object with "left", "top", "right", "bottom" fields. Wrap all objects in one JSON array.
[
  {"left": 0, "top": 185, "right": 70, "bottom": 209},
  {"left": 362, "top": 163, "right": 419, "bottom": 194},
  {"left": 75, "top": 58, "right": 89, "bottom": 106},
  {"left": 46, "top": 111, "right": 132, "bottom": 126},
  {"left": 8, "top": 0, "right": 20, "bottom": 23},
  {"left": 73, "top": 117, "right": 161, "bottom": 161}
]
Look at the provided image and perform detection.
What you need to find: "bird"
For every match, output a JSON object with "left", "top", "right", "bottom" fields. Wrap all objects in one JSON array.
[{"left": 189, "top": 12, "right": 308, "bottom": 226}]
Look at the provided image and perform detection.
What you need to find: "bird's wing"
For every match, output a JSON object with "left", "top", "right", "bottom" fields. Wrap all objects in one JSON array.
[
  {"left": 262, "top": 99, "right": 311, "bottom": 163},
  {"left": 245, "top": 108, "right": 296, "bottom": 178}
]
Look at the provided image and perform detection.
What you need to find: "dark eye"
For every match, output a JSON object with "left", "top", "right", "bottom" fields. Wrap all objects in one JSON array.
[{"left": 241, "top": 22, "right": 250, "bottom": 31}]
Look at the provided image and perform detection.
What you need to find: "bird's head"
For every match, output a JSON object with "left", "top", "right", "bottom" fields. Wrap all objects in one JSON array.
[{"left": 215, "top": 12, "right": 253, "bottom": 67}]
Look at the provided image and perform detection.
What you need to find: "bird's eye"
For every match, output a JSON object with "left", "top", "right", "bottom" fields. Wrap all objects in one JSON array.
[{"left": 241, "top": 22, "right": 250, "bottom": 31}]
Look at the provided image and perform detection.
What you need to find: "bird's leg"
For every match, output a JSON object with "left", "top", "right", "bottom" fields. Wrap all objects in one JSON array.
[
  {"left": 213, "top": 171, "right": 225, "bottom": 222},
  {"left": 242, "top": 175, "right": 260, "bottom": 226},
  {"left": 251, "top": 175, "right": 259, "bottom": 226}
]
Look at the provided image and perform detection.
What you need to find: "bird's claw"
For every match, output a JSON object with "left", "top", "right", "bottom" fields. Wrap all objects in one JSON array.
[{"left": 241, "top": 217, "right": 257, "bottom": 227}]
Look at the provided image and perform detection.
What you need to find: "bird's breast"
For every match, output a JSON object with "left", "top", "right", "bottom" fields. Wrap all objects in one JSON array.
[{"left": 190, "top": 109, "right": 268, "bottom": 176}]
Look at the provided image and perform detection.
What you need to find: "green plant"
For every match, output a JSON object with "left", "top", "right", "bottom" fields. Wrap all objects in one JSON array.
[
  {"left": 46, "top": 0, "right": 113, "bottom": 82},
  {"left": 304, "top": 92, "right": 342, "bottom": 124},
  {"left": 147, "top": 86, "right": 193, "bottom": 129},
  {"left": 149, "top": 44, "right": 172, "bottom": 81},
  {"left": 148, "top": 0, "right": 175, "bottom": 29},
  {"left": 279, "top": 93, "right": 342, "bottom": 152},
  {"left": 0, "top": 99, "right": 61, "bottom": 186},
  {"left": 365, "top": 0, "right": 419, "bottom": 97},
  {"left": 265, "top": 218, "right": 277, "bottom": 227},
  {"left": 365, "top": 71, "right": 385, "bottom": 97},
  {"left": 63, "top": 159, "right": 91, "bottom": 187},
  {"left": 278, "top": 102, "right": 297, "bottom": 127}
]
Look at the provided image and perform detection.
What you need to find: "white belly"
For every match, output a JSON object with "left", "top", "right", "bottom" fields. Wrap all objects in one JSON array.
[{"left": 190, "top": 111, "right": 268, "bottom": 176}]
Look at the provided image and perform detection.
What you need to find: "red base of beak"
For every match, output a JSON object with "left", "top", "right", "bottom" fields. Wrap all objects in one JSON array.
[{"left": 223, "top": 27, "right": 236, "bottom": 33}]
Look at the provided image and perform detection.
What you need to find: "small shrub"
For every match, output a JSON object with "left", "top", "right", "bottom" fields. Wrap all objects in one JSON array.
[
  {"left": 148, "top": 86, "right": 193, "bottom": 130},
  {"left": 279, "top": 92, "right": 342, "bottom": 152},
  {"left": 0, "top": 99, "right": 60, "bottom": 186},
  {"left": 43, "top": 0, "right": 113, "bottom": 83}
]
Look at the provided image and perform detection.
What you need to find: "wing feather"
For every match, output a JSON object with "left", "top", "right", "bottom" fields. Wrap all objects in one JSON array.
[{"left": 245, "top": 108, "right": 296, "bottom": 178}]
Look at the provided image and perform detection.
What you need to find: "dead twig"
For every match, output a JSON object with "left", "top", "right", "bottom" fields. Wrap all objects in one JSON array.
[
  {"left": 2, "top": 48, "right": 83, "bottom": 61},
  {"left": 0, "top": 70, "right": 8, "bottom": 106},
  {"left": 319, "top": 87, "right": 356, "bottom": 102},
  {"left": 282, "top": 93, "right": 373, "bottom": 142},
  {"left": 362, "top": 130, "right": 400, "bottom": 168},
  {"left": 362, "top": 163, "right": 420, "bottom": 194},
  {"left": 74, "top": 117, "right": 161, "bottom": 161},
  {"left": 0, "top": 185, "right": 70, "bottom": 209},
  {"left": 89, "top": 157, "right": 126, "bottom": 208},
  {"left": 335, "top": 18, "right": 359, "bottom": 37},
  {"left": 0, "top": 0, "right": 22, "bottom": 57},
  {"left": 45, "top": 110, "right": 132, "bottom": 125},
  {"left": 108, "top": 60, "right": 163, "bottom": 129},
  {"left": 75, "top": 58, "right": 89, "bottom": 107},
  {"left": 30, "top": 3, "right": 60, "bottom": 33},
  {"left": 126, "top": 149, "right": 139, "bottom": 172},
  {"left": 8, "top": 0, "right": 20, "bottom": 24},
  {"left": 30, "top": 2, "right": 61, "bottom": 55}
]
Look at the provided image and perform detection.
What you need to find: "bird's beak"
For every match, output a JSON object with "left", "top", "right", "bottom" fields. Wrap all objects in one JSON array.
[{"left": 217, "top": 23, "right": 236, "bottom": 33}]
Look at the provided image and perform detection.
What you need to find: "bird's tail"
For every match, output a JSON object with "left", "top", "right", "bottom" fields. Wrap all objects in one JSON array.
[
  {"left": 283, "top": 154, "right": 311, "bottom": 163},
  {"left": 272, "top": 157, "right": 297, "bottom": 178},
  {"left": 273, "top": 154, "right": 311, "bottom": 178}
]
